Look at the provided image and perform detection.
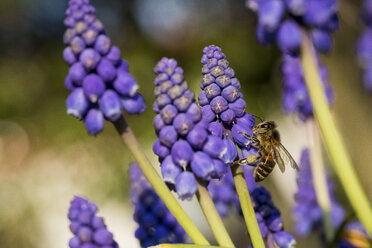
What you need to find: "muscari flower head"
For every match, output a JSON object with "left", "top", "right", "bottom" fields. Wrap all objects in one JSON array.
[
  {"left": 244, "top": 1, "right": 337, "bottom": 121},
  {"left": 129, "top": 163, "right": 187, "bottom": 247},
  {"left": 246, "top": 0, "right": 338, "bottom": 55},
  {"left": 293, "top": 148, "right": 345, "bottom": 236},
  {"left": 198, "top": 45, "right": 259, "bottom": 163},
  {"left": 63, "top": 0, "right": 145, "bottom": 135},
  {"left": 281, "top": 53, "right": 333, "bottom": 121},
  {"left": 152, "top": 57, "right": 229, "bottom": 200},
  {"left": 357, "top": 0, "right": 372, "bottom": 93},
  {"left": 208, "top": 165, "right": 296, "bottom": 248},
  {"left": 68, "top": 196, "right": 119, "bottom": 248}
]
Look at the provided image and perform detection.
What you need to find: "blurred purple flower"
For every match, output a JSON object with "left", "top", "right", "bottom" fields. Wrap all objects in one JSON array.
[
  {"left": 246, "top": 0, "right": 338, "bottom": 54},
  {"left": 129, "top": 163, "right": 187, "bottom": 247},
  {"left": 67, "top": 196, "right": 119, "bottom": 248},
  {"left": 208, "top": 165, "right": 296, "bottom": 247},
  {"left": 293, "top": 149, "right": 345, "bottom": 236},
  {"left": 63, "top": 0, "right": 145, "bottom": 135},
  {"left": 357, "top": 0, "right": 372, "bottom": 93},
  {"left": 281, "top": 53, "right": 333, "bottom": 121}
]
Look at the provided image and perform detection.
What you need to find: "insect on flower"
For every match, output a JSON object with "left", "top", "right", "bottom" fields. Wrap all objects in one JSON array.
[{"left": 234, "top": 116, "right": 299, "bottom": 182}]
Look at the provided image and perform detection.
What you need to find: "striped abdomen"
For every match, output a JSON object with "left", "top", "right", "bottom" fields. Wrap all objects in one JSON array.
[{"left": 254, "top": 152, "right": 276, "bottom": 182}]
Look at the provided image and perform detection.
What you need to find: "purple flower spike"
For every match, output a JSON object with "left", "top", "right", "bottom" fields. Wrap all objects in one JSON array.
[
  {"left": 129, "top": 163, "right": 187, "bottom": 246},
  {"left": 357, "top": 1, "right": 372, "bottom": 93},
  {"left": 282, "top": 54, "right": 333, "bottom": 121},
  {"left": 153, "top": 57, "right": 228, "bottom": 199},
  {"left": 246, "top": 0, "right": 339, "bottom": 67},
  {"left": 63, "top": 0, "right": 145, "bottom": 135},
  {"left": 208, "top": 165, "right": 296, "bottom": 247},
  {"left": 67, "top": 196, "right": 118, "bottom": 248},
  {"left": 199, "top": 45, "right": 248, "bottom": 126},
  {"left": 293, "top": 148, "right": 345, "bottom": 236}
]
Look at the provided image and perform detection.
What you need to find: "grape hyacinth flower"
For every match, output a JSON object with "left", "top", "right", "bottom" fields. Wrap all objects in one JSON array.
[
  {"left": 198, "top": 45, "right": 257, "bottom": 164},
  {"left": 63, "top": 0, "right": 145, "bottom": 135},
  {"left": 246, "top": 0, "right": 338, "bottom": 54},
  {"left": 68, "top": 196, "right": 119, "bottom": 248},
  {"left": 244, "top": 0, "right": 337, "bottom": 120},
  {"left": 281, "top": 53, "right": 333, "bottom": 120},
  {"left": 357, "top": 0, "right": 372, "bottom": 92},
  {"left": 152, "top": 57, "right": 228, "bottom": 200},
  {"left": 208, "top": 166, "right": 296, "bottom": 247},
  {"left": 207, "top": 168, "right": 239, "bottom": 217},
  {"left": 293, "top": 149, "right": 345, "bottom": 236},
  {"left": 129, "top": 163, "right": 187, "bottom": 247}
]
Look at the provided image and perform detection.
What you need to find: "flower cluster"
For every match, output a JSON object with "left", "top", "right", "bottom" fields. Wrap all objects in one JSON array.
[
  {"left": 245, "top": 166, "right": 296, "bottom": 248},
  {"left": 357, "top": 0, "right": 372, "bottom": 92},
  {"left": 68, "top": 196, "right": 119, "bottom": 248},
  {"left": 245, "top": 1, "right": 337, "bottom": 120},
  {"left": 246, "top": 0, "right": 338, "bottom": 54},
  {"left": 129, "top": 163, "right": 187, "bottom": 247},
  {"left": 293, "top": 149, "right": 345, "bottom": 236},
  {"left": 207, "top": 168, "right": 239, "bottom": 217},
  {"left": 208, "top": 166, "right": 296, "bottom": 248},
  {"left": 63, "top": 0, "right": 145, "bottom": 135},
  {"left": 152, "top": 57, "right": 229, "bottom": 200},
  {"left": 338, "top": 221, "right": 371, "bottom": 248},
  {"left": 281, "top": 53, "right": 333, "bottom": 121},
  {"left": 198, "top": 45, "right": 257, "bottom": 165}
]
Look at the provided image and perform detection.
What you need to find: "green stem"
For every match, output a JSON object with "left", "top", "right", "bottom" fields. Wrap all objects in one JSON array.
[
  {"left": 306, "top": 119, "right": 334, "bottom": 243},
  {"left": 300, "top": 32, "right": 372, "bottom": 236},
  {"left": 149, "top": 245, "right": 229, "bottom": 248},
  {"left": 196, "top": 179, "right": 235, "bottom": 248},
  {"left": 113, "top": 116, "right": 209, "bottom": 245},
  {"left": 231, "top": 164, "right": 265, "bottom": 248}
]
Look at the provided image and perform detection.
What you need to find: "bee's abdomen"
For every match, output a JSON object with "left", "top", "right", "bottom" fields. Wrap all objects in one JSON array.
[{"left": 254, "top": 157, "right": 275, "bottom": 182}]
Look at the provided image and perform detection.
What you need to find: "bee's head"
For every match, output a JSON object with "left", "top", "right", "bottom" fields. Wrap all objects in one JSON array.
[{"left": 252, "top": 121, "right": 276, "bottom": 135}]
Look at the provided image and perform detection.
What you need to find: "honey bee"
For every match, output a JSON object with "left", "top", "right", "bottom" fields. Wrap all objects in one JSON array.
[{"left": 234, "top": 119, "right": 299, "bottom": 182}]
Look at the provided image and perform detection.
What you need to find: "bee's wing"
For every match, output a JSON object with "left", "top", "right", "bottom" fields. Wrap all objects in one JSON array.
[
  {"left": 272, "top": 145, "right": 286, "bottom": 173},
  {"left": 275, "top": 143, "right": 300, "bottom": 171}
]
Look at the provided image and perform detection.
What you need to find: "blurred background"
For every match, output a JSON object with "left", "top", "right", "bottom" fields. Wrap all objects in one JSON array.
[{"left": 0, "top": 0, "right": 371, "bottom": 247}]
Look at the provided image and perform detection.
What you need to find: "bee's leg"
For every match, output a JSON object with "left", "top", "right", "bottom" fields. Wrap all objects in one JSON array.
[
  {"left": 238, "top": 131, "right": 260, "bottom": 148},
  {"left": 233, "top": 155, "right": 260, "bottom": 166},
  {"left": 237, "top": 131, "right": 255, "bottom": 140}
]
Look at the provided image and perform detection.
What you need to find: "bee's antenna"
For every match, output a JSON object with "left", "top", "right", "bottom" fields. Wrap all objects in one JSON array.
[{"left": 251, "top": 114, "right": 264, "bottom": 122}]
